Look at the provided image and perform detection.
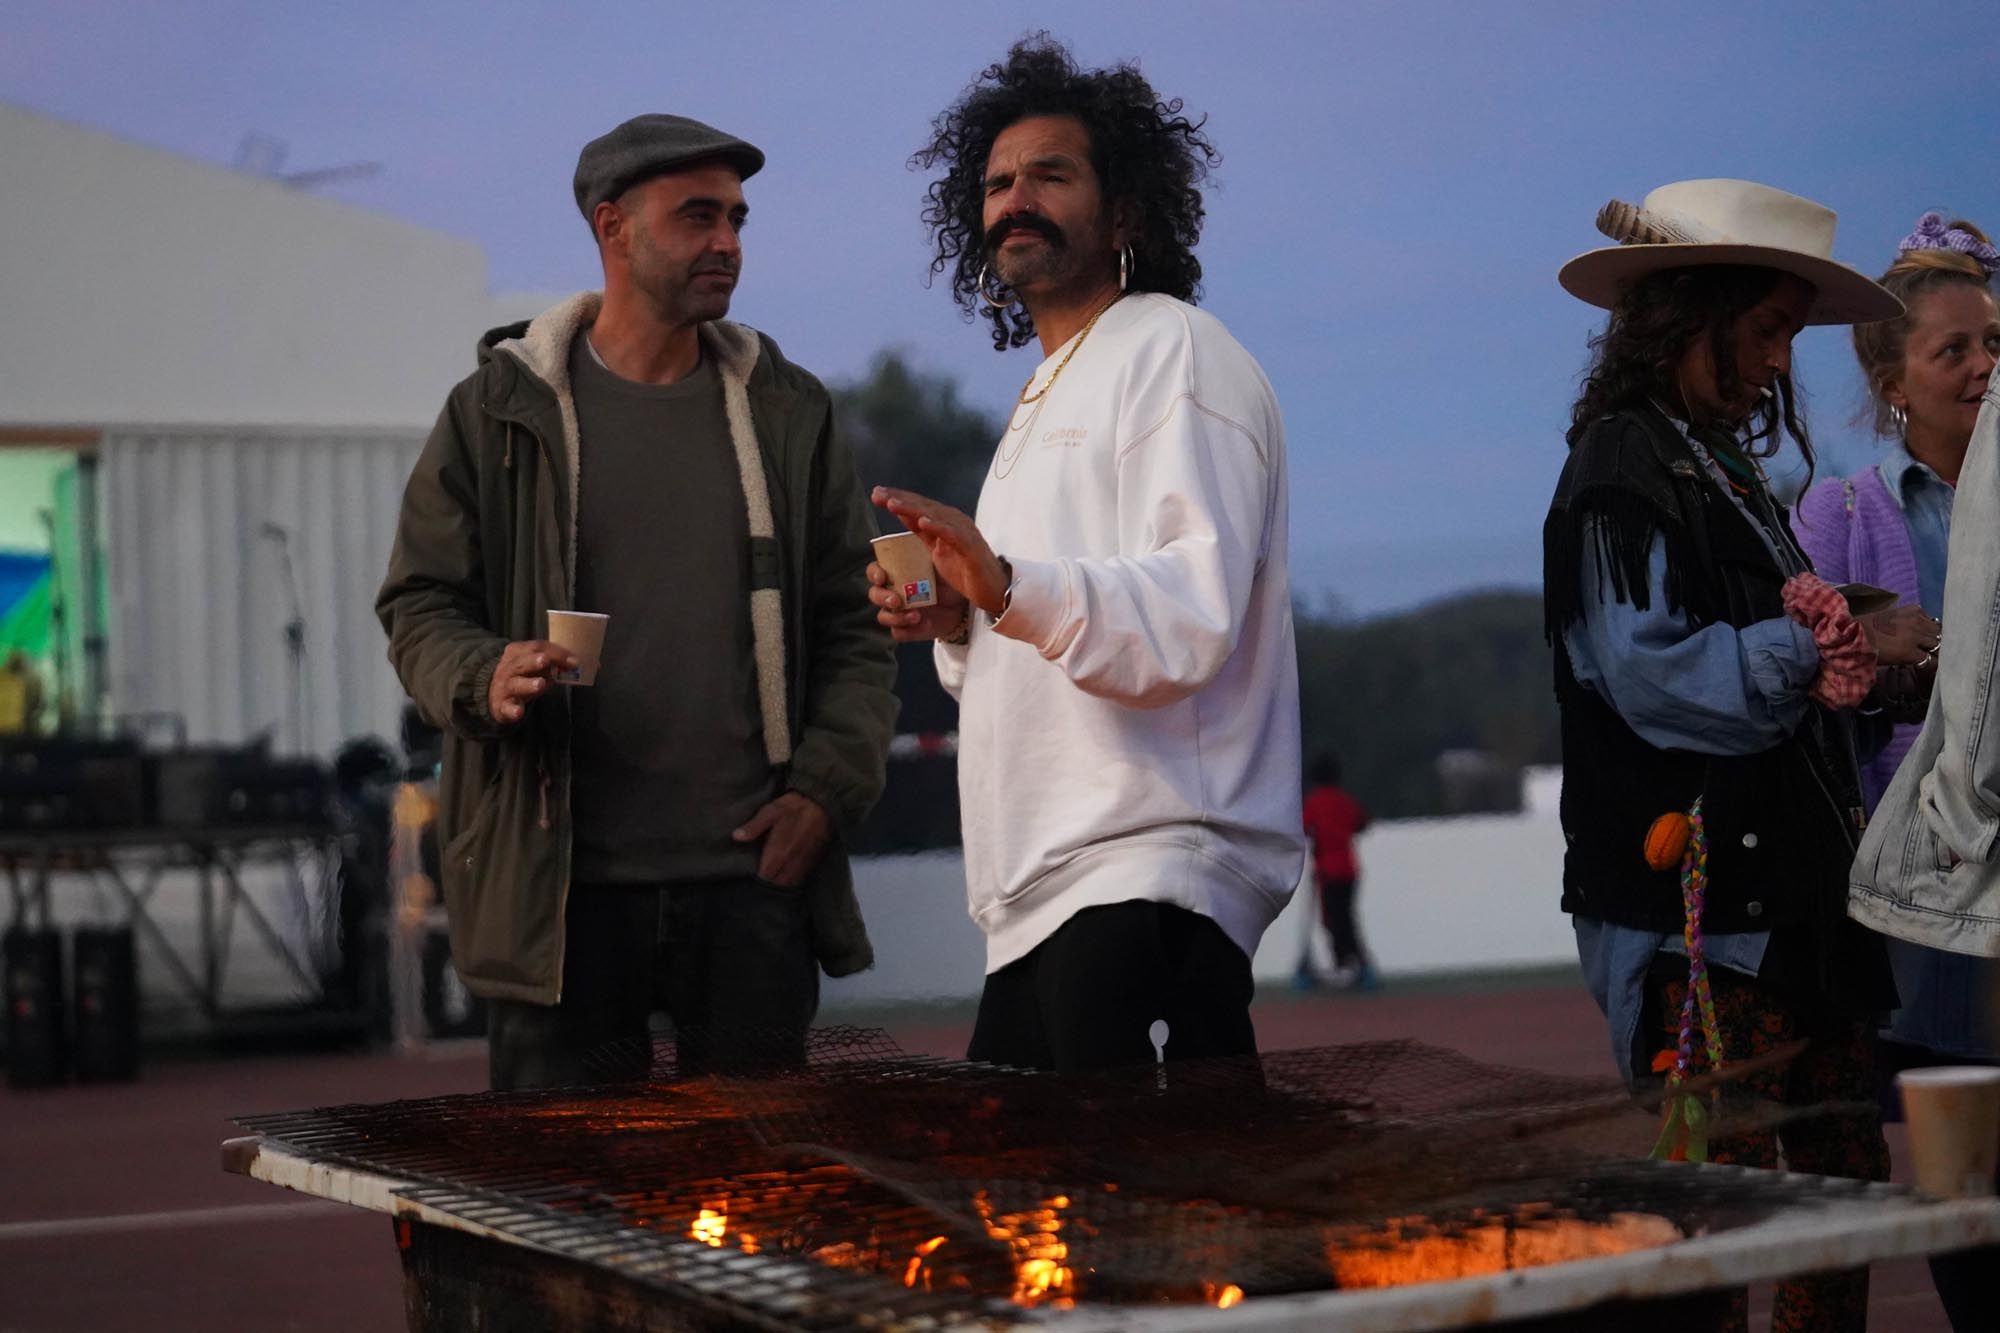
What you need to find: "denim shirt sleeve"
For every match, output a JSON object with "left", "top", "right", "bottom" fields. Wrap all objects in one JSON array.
[{"left": 1562, "top": 523, "right": 1820, "bottom": 755}]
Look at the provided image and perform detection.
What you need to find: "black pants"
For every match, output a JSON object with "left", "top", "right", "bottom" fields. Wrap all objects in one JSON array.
[
  {"left": 966, "top": 900, "right": 1257, "bottom": 1075},
  {"left": 1318, "top": 875, "right": 1369, "bottom": 970},
  {"left": 485, "top": 878, "right": 817, "bottom": 1091}
]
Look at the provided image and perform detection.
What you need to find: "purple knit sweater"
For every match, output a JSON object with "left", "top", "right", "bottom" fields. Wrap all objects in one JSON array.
[{"left": 1793, "top": 467, "right": 1921, "bottom": 809}]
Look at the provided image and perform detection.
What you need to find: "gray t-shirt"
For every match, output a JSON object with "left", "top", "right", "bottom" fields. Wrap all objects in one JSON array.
[{"left": 566, "top": 332, "right": 777, "bottom": 884}]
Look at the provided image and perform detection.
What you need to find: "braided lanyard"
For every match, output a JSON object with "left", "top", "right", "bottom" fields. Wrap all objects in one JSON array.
[{"left": 1652, "top": 798, "right": 1726, "bottom": 1163}]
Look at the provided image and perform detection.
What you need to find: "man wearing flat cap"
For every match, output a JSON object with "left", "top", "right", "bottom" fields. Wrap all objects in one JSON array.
[{"left": 378, "top": 114, "right": 896, "bottom": 1090}]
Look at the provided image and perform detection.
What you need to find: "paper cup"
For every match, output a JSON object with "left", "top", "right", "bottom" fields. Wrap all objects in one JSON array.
[
  {"left": 1897, "top": 1066, "right": 2000, "bottom": 1198},
  {"left": 546, "top": 610, "right": 609, "bottom": 687},
  {"left": 871, "top": 531, "right": 938, "bottom": 609}
]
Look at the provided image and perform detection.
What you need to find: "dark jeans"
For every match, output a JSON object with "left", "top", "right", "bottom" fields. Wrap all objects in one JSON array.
[
  {"left": 966, "top": 900, "right": 1257, "bottom": 1075},
  {"left": 486, "top": 878, "right": 817, "bottom": 1091},
  {"left": 1318, "top": 874, "right": 1369, "bottom": 970}
]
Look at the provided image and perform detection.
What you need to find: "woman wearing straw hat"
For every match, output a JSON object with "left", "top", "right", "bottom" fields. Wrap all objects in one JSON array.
[{"left": 1546, "top": 179, "right": 1928, "bottom": 1333}]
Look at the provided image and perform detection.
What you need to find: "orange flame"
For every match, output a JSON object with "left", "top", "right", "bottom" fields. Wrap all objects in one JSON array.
[
  {"left": 1204, "top": 1281, "right": 1245, "bottom": 1308},
  {"left": 689, "top": 1204, "right": 728, "bottom": 1248},
  {"left": 903, "top": 1234, "right": 950, "bottom": 1290},
  {"left": 975, "top": 1191, "right": 1076, "bottom": 1308}
]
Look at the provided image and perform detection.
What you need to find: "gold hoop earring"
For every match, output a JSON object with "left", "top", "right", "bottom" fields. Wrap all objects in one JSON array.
[{"left": 978, "top": 263, "right": 1013, "bottom": 311}]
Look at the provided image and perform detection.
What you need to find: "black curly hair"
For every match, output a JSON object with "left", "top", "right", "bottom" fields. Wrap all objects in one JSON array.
[
  {"left": 1568, "top": 264, "right": 1813, "bottom": 481},
  {"left": 914, "top": 34, "right": 1219, "bottom": 350}
]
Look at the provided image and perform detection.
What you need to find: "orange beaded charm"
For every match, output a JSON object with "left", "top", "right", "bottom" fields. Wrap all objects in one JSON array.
[{"left": 1644, "top": 811, "right": 1692, "bottom": 872}]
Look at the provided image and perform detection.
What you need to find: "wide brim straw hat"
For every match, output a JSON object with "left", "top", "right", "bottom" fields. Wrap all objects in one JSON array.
[{"left": 1559, "top": 178, "right": 1903, "bottom": 326}]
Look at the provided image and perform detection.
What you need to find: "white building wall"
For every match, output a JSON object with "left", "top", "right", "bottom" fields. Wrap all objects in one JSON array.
[
  {"left": 0, "top": 105, "right": 585, "bottom": 751},
  {"left": 0, "top": 102, "right": 557, "bottom": 430}
]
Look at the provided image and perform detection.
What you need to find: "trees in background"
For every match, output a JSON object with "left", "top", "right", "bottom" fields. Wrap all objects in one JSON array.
[
  {"left": 1295, "top": 590, "right": 1558, "bottom": 819},
  {"left": 835, "top": 350, "right": 996, "bottom": 514}
]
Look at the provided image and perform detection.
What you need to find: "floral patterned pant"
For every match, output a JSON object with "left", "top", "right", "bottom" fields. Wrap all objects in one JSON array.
[{"left": 1654, "top": 967, "right": 1890, "bottom": 1333}]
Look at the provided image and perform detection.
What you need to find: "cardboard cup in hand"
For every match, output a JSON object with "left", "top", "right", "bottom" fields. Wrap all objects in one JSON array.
[
  {"left": 871, "top": 531, "right": 938, "bottom": 609},
  {"left": 546, "top": 611, "right": 609, "bottom": 687},
  {"left": 1897, "top": 1066, "right": 2000, "bottom": 1198}
]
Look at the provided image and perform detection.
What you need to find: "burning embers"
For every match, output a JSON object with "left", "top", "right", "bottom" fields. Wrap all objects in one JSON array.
[
  {"left": 235, "top": 1034, "right": 1739, "bottom": 1326},
  {"left": 903, "top": 1234, "right": 949, "bottom": 1290},
  {"left": 675, "top": 1184, "right": 1680, "bottom": 1310},
  {"left": 1325, "top": 1208, "right": 1683, "bottom": 1289},
  {"left": 687, "top": 1203, "right": 735, "bottom": 1250},
  {"left": 678, "top": 1185, "right": 1254, "bottom": 1311},
  {"left": 974, "top": 1190, "right": 1075, "bottom": 1307}
]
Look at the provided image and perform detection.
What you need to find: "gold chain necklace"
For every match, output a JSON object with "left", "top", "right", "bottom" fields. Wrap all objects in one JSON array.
[
  {"left": 993, "top": 293, "right": 1124, "bottom": 481},
  {"left": 1016, "top": 292, "right": 1124, "bottom": 407}
]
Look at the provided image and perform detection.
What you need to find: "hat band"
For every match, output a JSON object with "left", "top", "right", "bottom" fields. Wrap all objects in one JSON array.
[{"left": 1595, "top": 199, "right": 1703, "bottom": 247}]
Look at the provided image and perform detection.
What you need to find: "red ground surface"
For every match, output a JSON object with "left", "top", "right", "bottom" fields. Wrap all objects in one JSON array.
[{"left": 0, "top": 979, "right": 1957, "bottom": 1331}]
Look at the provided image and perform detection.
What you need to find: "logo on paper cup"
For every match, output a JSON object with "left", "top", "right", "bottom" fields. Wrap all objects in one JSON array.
[
  {"left": 556, "top": 665, "right": 581, "bottom": 684},
  {"left": 916, "top": 580, "right": 933, "bottom": 600},
  {"left": 904, "top": 582, "right": 919, "bottom": 598}
]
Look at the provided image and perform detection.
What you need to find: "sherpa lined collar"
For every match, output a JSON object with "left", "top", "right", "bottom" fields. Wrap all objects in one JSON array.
[{"left": 492, "top": 292, "right": 763, "bottom": 401}]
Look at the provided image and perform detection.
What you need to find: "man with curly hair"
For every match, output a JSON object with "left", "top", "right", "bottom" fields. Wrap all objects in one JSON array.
[{"left": 868, "top": 37, "right": 1304, "bottom": 1075}]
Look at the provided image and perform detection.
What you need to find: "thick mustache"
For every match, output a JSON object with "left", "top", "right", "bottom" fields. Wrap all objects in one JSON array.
[{"left": 984, "top": 213, "right": 1065, "bottom": 253}]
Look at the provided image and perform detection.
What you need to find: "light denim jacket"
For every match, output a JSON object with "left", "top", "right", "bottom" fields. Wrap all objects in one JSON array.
[{"left": 1851, "top": 384, "right": 2000, "bottom": 957}]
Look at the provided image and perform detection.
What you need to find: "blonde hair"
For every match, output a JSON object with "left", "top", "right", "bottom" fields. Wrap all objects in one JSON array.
[{"left": 1853, "top": 216, "right": 1996, "bottom": 437}]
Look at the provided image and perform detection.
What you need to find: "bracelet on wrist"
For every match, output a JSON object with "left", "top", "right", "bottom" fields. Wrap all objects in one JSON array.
[{"left": 986, "top": 557, "right": 1015, "bottom": 626}]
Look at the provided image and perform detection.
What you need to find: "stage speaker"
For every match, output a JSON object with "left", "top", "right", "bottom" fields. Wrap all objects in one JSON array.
[
  {"left": 72, "top": 926, "right": 139, "bottom": 1082},
  {"left": 4, "top": 927, "right": 67, "bottom": 1088},
  {"left": 157, "top": 748, "right": 332, "bottom": 828},
  {"left": 0, "top": 739, "right": 148, "bottom": 830}
]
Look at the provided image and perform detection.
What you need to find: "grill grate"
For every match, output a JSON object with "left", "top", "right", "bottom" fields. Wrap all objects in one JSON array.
[{"left": 235, "top": 1029, "right": 1867, "bottom": 1329}]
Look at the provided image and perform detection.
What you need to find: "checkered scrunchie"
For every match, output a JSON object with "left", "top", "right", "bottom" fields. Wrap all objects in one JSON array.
[{"left": 1782, "top": 573, "right": 1876, "bottom": 709}]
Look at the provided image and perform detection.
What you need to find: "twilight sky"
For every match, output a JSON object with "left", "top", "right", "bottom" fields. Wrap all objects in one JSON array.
[{"left": 4, "top": 1, "right": 1993, "bottom": 613}]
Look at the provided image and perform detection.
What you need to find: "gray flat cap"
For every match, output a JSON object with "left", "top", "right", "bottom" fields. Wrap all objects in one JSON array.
[{"left": 573, "top": 114, "right": 764, "bottom": 218}]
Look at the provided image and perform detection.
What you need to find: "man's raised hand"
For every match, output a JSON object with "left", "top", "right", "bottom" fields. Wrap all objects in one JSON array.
[{"left": 871, "top": 487, "right": 1010, "bottom": 617}]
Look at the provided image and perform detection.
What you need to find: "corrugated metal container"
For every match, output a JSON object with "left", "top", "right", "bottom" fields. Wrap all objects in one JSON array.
[{"left": 100, "top": 427, "right": 423, "bottom": 753}]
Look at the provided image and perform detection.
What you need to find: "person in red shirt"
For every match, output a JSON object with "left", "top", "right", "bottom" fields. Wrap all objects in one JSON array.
[{"left": 1299, "top": 754, "right": 1376, "bottom": 991}]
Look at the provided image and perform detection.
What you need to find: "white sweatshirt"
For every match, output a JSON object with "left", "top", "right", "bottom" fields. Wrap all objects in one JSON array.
[{"left": 936, "top": 293, "right": 1305, "bottom": 973}]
